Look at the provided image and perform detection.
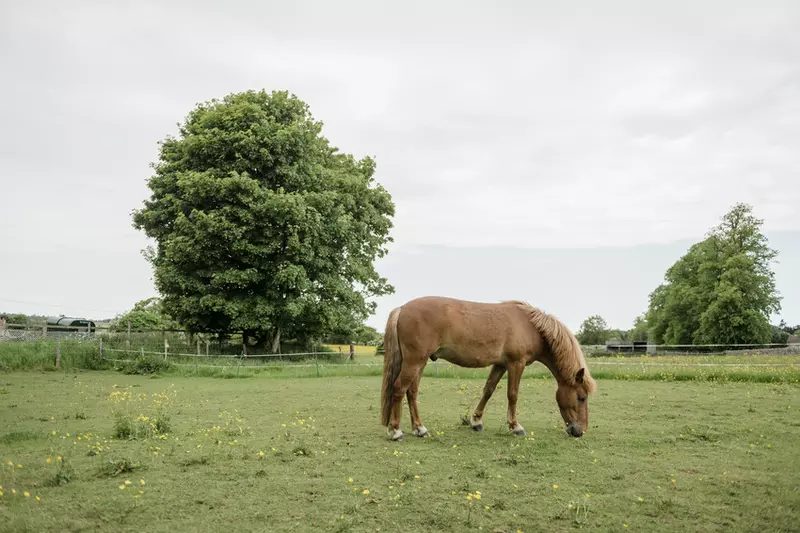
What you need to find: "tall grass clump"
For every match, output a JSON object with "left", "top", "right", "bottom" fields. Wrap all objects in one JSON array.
[
  {"left": 0, "top": 340, "right": 106, "bottom": 371},
  {"left": 107, "top": 385, "right": 176, "bottom": 440}
]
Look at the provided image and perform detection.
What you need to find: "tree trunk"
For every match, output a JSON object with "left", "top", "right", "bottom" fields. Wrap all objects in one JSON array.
[{"left": 270, "top": 326, "right": 282, "bottom": 354}]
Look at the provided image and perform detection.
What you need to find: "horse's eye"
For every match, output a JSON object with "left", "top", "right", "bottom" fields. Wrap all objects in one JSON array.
[{"left": 578, "top": 396, "right": 586, "bottom": 403}]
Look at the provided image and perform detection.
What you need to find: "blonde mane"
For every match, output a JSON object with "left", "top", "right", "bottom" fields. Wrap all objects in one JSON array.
[{"left": 507, "top": 301, "right": 597, "bottom": 393}]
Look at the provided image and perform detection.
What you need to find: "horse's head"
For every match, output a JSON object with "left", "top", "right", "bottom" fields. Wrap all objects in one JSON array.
[{"left": 555, "top": 368, "right": 593, "bottom": 438}]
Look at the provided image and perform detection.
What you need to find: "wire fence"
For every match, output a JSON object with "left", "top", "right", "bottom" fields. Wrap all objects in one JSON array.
[
  {"left": 2, "top": 322, "right": 800, "bottom": 381},
  {"left": 3, "top": 323, "right": 799, "bottom": 354}
]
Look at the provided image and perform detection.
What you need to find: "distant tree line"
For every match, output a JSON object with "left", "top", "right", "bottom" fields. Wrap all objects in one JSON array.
[{"left": 575, "top": 203, "right": 796, "bottom": 347}]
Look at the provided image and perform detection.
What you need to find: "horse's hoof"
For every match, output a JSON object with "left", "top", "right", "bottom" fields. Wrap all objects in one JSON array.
[
  {"left": 471, "top": 424, "right": 484, "bottom": 432},
  {"left": 413, "top": 426, "right": 429, "bottom": 438},
  {"left": 388, "top": 428, "right": 404, "bottom": 441},
  {"left": 513, "top": 428, "right": 527, "bottom": 437}
]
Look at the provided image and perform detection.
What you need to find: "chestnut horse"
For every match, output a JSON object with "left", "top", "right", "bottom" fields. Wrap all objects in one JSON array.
[{"left": 380, "top": 296, "right": 596, "bottom": 441}]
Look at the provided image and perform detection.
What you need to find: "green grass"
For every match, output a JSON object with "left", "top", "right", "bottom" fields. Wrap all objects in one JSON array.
[{"left": 0, "top": 371, "right": 798, "bottom": 532}]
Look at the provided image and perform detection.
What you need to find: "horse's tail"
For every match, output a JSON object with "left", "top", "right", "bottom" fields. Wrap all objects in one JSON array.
[{"left": 380, "top": 306, "right": 403, "bottom": 426}]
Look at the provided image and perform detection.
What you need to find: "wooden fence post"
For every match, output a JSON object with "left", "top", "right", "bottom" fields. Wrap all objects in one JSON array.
[
  {"left": 126, "top": 320, "right": 131, "bottom": 352},
  {"left": 55, "top": 340, "right": 62, "bottom": 369},
  {"left": 164, "top": 338, "right": 169, "bottom": 360}
]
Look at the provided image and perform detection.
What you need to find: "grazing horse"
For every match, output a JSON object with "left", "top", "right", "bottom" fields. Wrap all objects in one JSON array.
[{"left": 380, "top": 296, "right": 596, "bottom": 441}]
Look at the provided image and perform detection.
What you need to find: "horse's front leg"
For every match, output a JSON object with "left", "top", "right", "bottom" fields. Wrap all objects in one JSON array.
[
  {"left": 470, "top": 364, "right": 506, "bottom": 431},
  {"left": 506, "top": 361, "right": 526, "bottom": 436}
]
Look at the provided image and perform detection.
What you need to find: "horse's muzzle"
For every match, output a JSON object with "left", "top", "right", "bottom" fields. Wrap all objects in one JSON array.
[{"left": 567, "top": 423, "right": 583, "bottom": 438}]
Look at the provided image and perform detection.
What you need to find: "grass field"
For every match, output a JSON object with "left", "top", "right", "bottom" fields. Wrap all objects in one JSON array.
[{"left": 1, "top": 369, "right": 798, "bottom": 532}]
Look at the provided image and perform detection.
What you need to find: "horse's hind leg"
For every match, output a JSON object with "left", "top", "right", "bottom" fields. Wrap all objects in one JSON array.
[
  {"left": 470, "top": 364, "right": 506, "bottom": 431},
  {"left": 407, "top": 367, "right": 429, "bottom": 437},
  {"left": 388, "top": 363, "right": 423, "bottom": 440}
]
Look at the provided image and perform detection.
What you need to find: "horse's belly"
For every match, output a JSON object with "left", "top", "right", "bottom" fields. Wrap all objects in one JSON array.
[{"left": 433, "top": 346, "right": 503, "bottom": 368}]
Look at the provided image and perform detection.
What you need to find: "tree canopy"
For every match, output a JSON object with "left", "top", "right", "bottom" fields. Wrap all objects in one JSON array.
[
  {"left": 645, "top": 203, "right": 781, "bottom": 345},
  {"left": 575, "top": 315, "right": 611, "bottom": 345},
  {"left": 132, "top": 90, "right": 395, "bottom": 351}
]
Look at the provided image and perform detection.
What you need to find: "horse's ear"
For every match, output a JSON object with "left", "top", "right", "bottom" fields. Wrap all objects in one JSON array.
[{"left": 576, "top": 368, "right": 585, "bottom": 383}]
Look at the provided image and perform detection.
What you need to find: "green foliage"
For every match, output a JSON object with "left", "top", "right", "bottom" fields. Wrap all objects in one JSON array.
[
  {"left": 132, "top": 89, "right": 395, "bottom": 351},
  {"left": 771, "top": 326, "right": 789, "bottom": 345},
  {"left": 575, "top": 315, "right": 612, "bottom": 345},
  {"left": 646, "top": 203, "right": 781, "bottom": 345},
  {"left": 325, "top": 324, "right": 382, "bottom": 345},
  {"left": 121, "top": 356, "right": 172, "bottom": 375},
  {"left": 0, "top": 312, "right": 31, "bottom": 325},
  {"left": 110, "top": 298, "right": 180, "bottom": 332},
  {"left": 630, "top": 314, "right": 649, "bottom": 342},
  {"left": 50, "top": 458, "right": 75, "bottom": 486}
]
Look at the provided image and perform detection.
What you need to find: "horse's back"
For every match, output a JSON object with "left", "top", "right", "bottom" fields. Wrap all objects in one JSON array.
[{"left": 395, "top": 296, "right": 539, "bottom": 364}]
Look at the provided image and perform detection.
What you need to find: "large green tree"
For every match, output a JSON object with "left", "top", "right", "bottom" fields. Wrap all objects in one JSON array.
[
  {"left": 132, "top": 90, "right": 395, "bottom": 351},
  {"left": 646, "top": 203, "right": 781, "bottom": 345}
]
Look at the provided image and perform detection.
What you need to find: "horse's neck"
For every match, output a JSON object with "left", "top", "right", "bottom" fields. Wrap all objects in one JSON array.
[{"left": 535, "top": 350, "right": 566, "bottom": 385}]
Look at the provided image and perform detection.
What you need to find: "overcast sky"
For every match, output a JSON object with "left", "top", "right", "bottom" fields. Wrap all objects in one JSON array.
[{"left": 1, "top": 0, "right": 798, "bottom": 331}]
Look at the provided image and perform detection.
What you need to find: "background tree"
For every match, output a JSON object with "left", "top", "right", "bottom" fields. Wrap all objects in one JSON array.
[
  {"left": 770, "top": 325, "right": 790, "bottom": 345},
  {"left": 110, "top": 298, "right": 180, "bottom": 332},
  {"left": 575, "top": 315, "right": 612, "bottom": 345},
  {"left": 132, "top": 90, "right": 395, "bottom": 352},
  {"left": 629, "top": 314, "right": 649, "bottom": 342},
  {"left": 0, "top": 313, "right": 31, "bottom": 326},
  {"left": 646, "top": 203, "right": 781, "bottom": 345}
]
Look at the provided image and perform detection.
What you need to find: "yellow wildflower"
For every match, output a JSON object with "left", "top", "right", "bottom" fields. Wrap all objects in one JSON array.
[
  {"left": 553, "top": 484, "right": 559, "bottom": 489},
  {"left": 46, "top": 457, "right": 52, "bottom": 464},
  {"left": 24, "top": 491, "right": 30, "bottom": 498},
  {"left": 362, "top": 489, "right": 369, "bottom": 495}
]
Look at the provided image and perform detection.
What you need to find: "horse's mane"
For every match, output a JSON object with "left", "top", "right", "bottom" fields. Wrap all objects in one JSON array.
[{"left": 506, "top": 300, "right": 597, "bottom": 393}]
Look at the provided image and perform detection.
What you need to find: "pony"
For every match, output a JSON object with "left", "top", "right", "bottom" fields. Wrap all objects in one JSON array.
[{"left": 380, "top": 296, "right": 596, "bottom": 441}]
